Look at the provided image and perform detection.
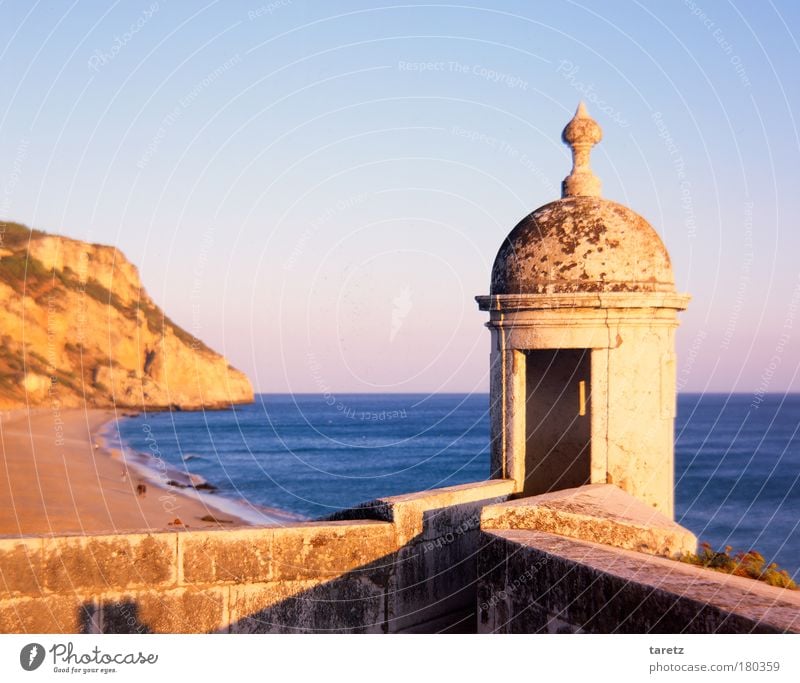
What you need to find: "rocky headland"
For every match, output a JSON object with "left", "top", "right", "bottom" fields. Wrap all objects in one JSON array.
[{"left": 0, "top": 221, "right": 253, "bottom": 411}]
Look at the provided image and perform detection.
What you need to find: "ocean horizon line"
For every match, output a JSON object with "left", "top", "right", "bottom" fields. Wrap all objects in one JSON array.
[{"left": 247, "top": 391, "right": 800, "bottom": 397}]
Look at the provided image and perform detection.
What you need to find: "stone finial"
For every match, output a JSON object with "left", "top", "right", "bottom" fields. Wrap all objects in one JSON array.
[{"left": 561, "top": 102, "right": 603, "bottom": 198}]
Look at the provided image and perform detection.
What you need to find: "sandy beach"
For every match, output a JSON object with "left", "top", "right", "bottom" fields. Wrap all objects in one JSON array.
[{"left": 0, "top": 407, "right": 251, "bottom": 535}]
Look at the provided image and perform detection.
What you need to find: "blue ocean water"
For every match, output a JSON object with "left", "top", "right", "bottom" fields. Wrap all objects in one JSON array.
[{"left": 113, "top": 393, "right": 800, "bottom": 577}]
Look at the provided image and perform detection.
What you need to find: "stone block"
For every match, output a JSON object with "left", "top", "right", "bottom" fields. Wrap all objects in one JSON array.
[
  {"left": 421, "top": 501, "right": 485, "bottom": 542},
  {"left": 43, "top": 533, "right": 176, "bottom": 593},
  {"left": 334, "top": 480, "right": 515, "bottom": 545},
  {"left": 481, "top": 484, "right": 697, "bottom": 557},
  {"left": 180, "top": 528, "right": 272, "bottom": 585},
  {"left": 390, "top": 532, "right": 478, "bottom": 632},
  {"left": 108, "top": 588, "right": 226, "bottom": 633},
  {"left": 0, "top": 537, "right": 44, "bottom": 597},
  {"left": 270, "top": 521, "right": 395, "bottom": 582},
  {"left": 479, "top": 529, "right": 800, "bottom": 633},
  {"left": 228, "top": 578, "right": 386, "bottom": 634},
  {"left": 0, "top": 595, "right": 93, "bottom": 633}
]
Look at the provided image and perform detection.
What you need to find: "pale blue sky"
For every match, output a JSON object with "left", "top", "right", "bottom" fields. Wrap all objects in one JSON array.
[{"left": 1, "top": 0, "right": 799, "bottom": 394}]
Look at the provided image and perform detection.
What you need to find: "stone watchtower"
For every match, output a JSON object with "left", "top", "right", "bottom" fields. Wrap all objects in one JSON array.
[{"left": 476, "top": 103, "right": 689, "bottom": 517}]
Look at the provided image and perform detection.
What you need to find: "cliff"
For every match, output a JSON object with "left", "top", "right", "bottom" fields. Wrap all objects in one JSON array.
[{"left": 0, "top": 221, "right": 254, "bottom": 410}]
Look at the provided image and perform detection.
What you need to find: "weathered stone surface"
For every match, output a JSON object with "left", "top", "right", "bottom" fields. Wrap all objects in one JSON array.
[
  {"left": 476, "top": 107, "right": 689, "bottom": 517},
  {"left": 98, "top": 600, "right": 149, "bottom": 634},
  {"left": 128, "top": 588, "right": 226, "bottom": 633},
  {"left": 228, "top": 578, "right": 386, "bottom": 634},
  {"left": 0, "top": 481, "right": 527, "bottom": 634},
  {"left": 328, "top": 482, "right": 518, "bottom": 632},
  {"left": 561, "top": 102, "right": 603, "bottom": 198},
  {"left": 0, "top": 595, "right": 92, "bottom": 633},
  {"left": 270, "top": 521, "right": 395, "bottom": 581},
  {"left": 421, "top": 500, "right": 487, "bottom": 542},
  {"left": 333, "top": 480, "right": 515, "bottom": 545},
  {"left": 478, "top": 529, "right": 800, "bottom": 634},
  {"left": 481, "top": 484, "right": 697, "bottom": 557},
  {"left": 490, "top": 197, "right": 674, "bottom": 295},
  {"left": 2, "top": 474, "right": 794, "bottom": 635},
  {"left": 181, "top": 528, "right": 272, "bottom": 584},
  {"left": 476, "top": 532, "right": 509, "bottom": 632},
  {"left": 0, "top": 537, "right": 44, "bottom": 596},
  {"left": 43, "top": 533, "right": 176, "bottom": 593},
  {"left": 474, "top": 298, "right": 688, "bottom": 515},
  {"left": 489, "top": 106, "right": 671, "bottom": 296},
  {"left": 227, "top": 580, "right": 319, "bottom": 633},
  {"left": 380, "top": 479, "right": 516, "bottom": 509},
  {"left": 391, "top": 533, "right": 477, "bottom": 632}
]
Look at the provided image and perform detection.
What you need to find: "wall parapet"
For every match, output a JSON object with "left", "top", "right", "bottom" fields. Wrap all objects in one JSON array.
[
  {"left": 481, "top": 484, "right": 697, "bottom": 558},
  {"left": 478, "top": 528, "right": 800, "bottom": 634},
  {"left": 1, "top": 480, "right": 516, "bottom": 633}
]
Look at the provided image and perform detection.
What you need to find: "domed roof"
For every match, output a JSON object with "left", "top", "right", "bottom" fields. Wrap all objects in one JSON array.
[
  {"left": 490, "top": 103, "right": 675, "bottom": 295},
  {"left": 491, "top": 196, "right": 674, "bottom": 294}
]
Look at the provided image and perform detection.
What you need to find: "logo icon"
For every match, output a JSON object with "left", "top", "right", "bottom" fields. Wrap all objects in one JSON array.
[{"left": 20, "top": 643, "right": 45, "bottom": 671}]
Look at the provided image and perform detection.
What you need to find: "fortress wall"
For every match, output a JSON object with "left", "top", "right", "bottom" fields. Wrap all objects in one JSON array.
[
  {"left": 373, "top": 479, "right": 516, "bottom": 632},
  {"left": 3, "top": 479, "right": 797, "bottom": 634},
  {"left": 0, "top": 480, "right": 515, "bottom": 634},
  {"left": 0, "top": 522, "right": 394, "bottom": 633},
  {"left": 477, "top": 529, "right": 800, "bottom": 634}
]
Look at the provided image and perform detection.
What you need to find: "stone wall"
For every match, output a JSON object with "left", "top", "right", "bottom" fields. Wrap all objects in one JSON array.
[
  {"left": 477, "top": 528, "right": 800, "bottom": 634},
  {"left": 0, "top": 480, "right": 515, "bottom": 633},
  {"left": 4, "top": 478, "right": 797, "bottom": 634}
]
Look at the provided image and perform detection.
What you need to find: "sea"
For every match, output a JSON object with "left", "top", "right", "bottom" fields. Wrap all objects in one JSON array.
[{"left": 109, "top": 393, "right": 800, "bottom": 578}]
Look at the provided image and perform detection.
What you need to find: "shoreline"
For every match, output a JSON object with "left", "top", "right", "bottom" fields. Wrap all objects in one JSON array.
[
  {"left": 102, "top": 414, "right": 306, "bottom": 527},
  {"left": 0, "top": 407, "right": 266, "bottom": 536}
]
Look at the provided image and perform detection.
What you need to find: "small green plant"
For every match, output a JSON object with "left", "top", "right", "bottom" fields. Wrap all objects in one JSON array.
[{"left": 680, "top": 542, "right": 798, "bottom": 589}]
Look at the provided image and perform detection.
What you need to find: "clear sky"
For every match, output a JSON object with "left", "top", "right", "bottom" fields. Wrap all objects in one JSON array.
[{"left": 1, "top": 0, "right": 799, "bottom": 394}]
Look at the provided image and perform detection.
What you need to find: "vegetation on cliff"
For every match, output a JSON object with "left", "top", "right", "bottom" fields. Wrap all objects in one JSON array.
[{"left": 0, "top": 221, "right": 253, "bottom": 410}]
